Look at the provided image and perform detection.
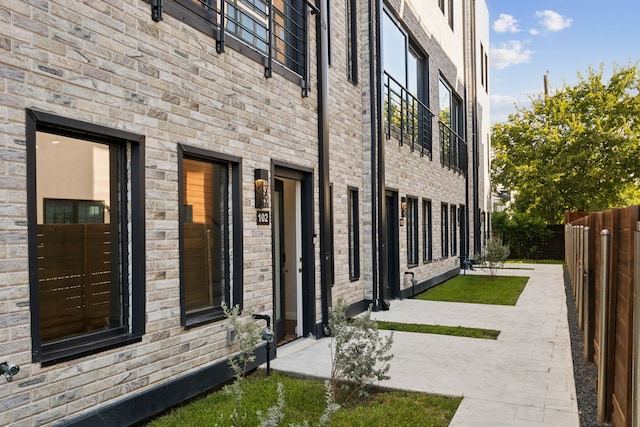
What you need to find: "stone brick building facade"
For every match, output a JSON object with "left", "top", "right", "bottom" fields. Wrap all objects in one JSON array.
[{"left": 0, "top": 0, "right": 490, "bottom": 425}]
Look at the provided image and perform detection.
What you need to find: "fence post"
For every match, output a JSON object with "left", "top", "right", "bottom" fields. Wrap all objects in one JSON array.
[
  {"left": 577, "top": 225, "right": 584, "bottom": 329},
  {"left": 583, "top": 226, "right": 592, "bottom": 362},
  {"left": 598, "top": 228, "right": 612, "bottom": 425},
  {"left": 633, "top": 221, "right": 640, "bottom": 427}
]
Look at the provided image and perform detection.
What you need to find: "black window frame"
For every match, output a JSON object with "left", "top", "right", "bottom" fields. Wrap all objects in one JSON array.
[
  {"left": 422, "top": 199, "right": 432, "bottom": 263},
  {"left": 406, "top": 196, "right": 419, "bottom": 267},
  {"left": 178, "top": 144, "right": 243, "bottom": 328},
  {"left": 441, "top": 202, "right": 449, "bottom": 258},
  {"left": 347, "top": 187, "right": 360, "bottom": 281},
  {"left": 345, "top": 0, "right": 358, "bottom": 83},
  {"left": 26, "top": 109, "right": 145, "bottom": 366},
  {"left": 450, "top": 204, "right": 457, "bottom": 256}
]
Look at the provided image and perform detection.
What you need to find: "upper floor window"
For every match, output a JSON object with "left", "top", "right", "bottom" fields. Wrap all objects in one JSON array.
[
  {"left": 439, "top": 78, "right": 466, "bottom": 174},
  {"left": 165, "top": 0, "right": 308, "bottom": 90},
  {"left": 345, "top": 0, "right": 358, "bottom": 83},
  {"left": 27, "top": 109, "right": 145, "bottom": 365},
  {"left": 382, "top": 9, "right": 433, "bottom": 155},
  {"left": 179, "top": 145, "right": 243, "bottom": 327},
  {"left": 480, "top": 43, "right": 489, "bottom": 92}
]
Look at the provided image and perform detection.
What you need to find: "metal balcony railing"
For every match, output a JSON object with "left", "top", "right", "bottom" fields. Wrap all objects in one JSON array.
[
  {"left": 383, "top": 71, "right": 434, "bottom": 157},
  {"left": 438, "top": 121, "right": 467, "bottom": 175},
  {"left": 184, "top": 0, "right": 307, "bottom": 80}
]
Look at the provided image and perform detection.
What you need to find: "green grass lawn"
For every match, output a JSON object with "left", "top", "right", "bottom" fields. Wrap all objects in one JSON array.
[
  {"left": 376, "top": 320, "right": 500, "bottom": 339},
  {"left": 147, "top": 371, "right": 461, "bottom": 427},
  {"left": 416, "top": 274, "right": 529, "bottom": 305}
]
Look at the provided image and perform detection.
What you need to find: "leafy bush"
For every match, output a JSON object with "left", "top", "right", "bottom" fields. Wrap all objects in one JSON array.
[
  {"left": 482, "top": 237, "right": 510, "bottom": 277},
  {"left": 327, "top": 300, "right": 394, "bottom": 404},
  {"left": 491, "top": 211, "right": 552, "bottom": 259}
]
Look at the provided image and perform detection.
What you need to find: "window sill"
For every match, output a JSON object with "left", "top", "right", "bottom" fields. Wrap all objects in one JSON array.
[
  {"left": 184, "top": 311, "right": 226, "bottom": 329},
  {"left": 39, "top": 333, "right": 142, "bottom": 366}
]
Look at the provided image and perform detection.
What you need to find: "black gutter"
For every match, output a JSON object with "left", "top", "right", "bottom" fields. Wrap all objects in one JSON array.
[
  {"left": 316, "top": 0, "right": 332, "bottom": 329},
  {"left": 372, "top": 0, "right": 388, "bottom": 311},
  {"left": 368, "top": 0, "right": 379, "bottom": 309},
  {"left": 471, "top": 1, "right": 481, "bottom": 255}
]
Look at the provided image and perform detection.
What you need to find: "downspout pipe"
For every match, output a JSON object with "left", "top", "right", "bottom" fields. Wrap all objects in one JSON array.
[
  {"left": 373, "top": 0, "right": 388, "bottom": 311},
  {"left": 316, "top": 0, "right": 332, "bottom": 330},
  {"left": 462, "top": 1, "right": 470, "bottom": 263},
  {"left": 368, "top": 0, "right": 378, "bottom": 310}
]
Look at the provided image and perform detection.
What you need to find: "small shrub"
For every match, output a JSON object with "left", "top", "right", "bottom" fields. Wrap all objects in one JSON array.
[
  {"left": 482, "top": 238, "right": 510, "bottom": 277},
  {"left": 327, "top": 300, "right": 394, "bottom": 404}
]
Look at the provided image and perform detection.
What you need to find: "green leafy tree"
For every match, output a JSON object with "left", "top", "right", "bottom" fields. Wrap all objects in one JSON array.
[{"left": 491, "top": 63, "right": 640, "bottom": 224}]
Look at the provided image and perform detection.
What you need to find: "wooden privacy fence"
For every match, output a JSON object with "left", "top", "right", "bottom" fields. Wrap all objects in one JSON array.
[{"left": 565, "top": 205, "right": 640, "bottom": 427}]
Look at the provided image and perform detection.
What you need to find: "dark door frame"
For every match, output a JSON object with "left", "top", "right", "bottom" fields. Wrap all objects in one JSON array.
[
  {"left": 384, "top": 189, "right": 400, "bottom": 301},
  {"left": 273, "top": 178, "right": 286, "bottom": 342},
  {"left": 272, "top": 163, "right": 315, "bottom": 339}
]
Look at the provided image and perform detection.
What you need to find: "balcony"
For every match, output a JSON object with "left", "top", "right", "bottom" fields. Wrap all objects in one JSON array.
[
  {"left": 438, "top": 121, "right": 467, "bottom": 175},
  {"left": 383, "top": 71, "right": 434, "bottom": 157}
]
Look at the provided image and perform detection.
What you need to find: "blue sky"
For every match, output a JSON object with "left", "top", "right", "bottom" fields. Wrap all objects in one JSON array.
[{"left": 486, "top": 0, "right": 640, "bottom": 124}]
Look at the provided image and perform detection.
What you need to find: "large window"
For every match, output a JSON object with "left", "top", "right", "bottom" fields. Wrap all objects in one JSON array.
[
  {"left": 348, "top": 187, "right": 360, "bottom": 280},
  {"left": 406, "top": 197, "right": 418, "bottom": 266},
  {"left": 439, "top": 78, "right": 466, "bottom": 173},
  {"left": 27, "top": 109, "right": 145, "bottom": 365},
  {"left": 422, "top": 199, "right": 432, "bottom": 262},
  {"left": 382, "top": 9, "right": 433, "bottom": 154},
  {"left": 165, "top": 0, "right": 308, "bottom": 87},
  {"left": 441, "top": 202, "right": 449, "bottom": 258},
  {"left": 179, "top": 146, "right": 243, "bottom": 326}
]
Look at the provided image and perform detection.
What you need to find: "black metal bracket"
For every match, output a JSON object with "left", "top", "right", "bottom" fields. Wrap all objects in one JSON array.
[
  {"left": 151, "top": 0, "right": 163, "bottom": 22},
  {"left": 216, "top": 0, "right": 226, "bottom": 53}
]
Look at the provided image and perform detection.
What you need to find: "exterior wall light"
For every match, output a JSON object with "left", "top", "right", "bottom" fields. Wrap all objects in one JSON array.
[
  {"left": 255, "top": 169, "right": 270, "bottom": 209},
  {"left": 401, "top": 197, "right": 407, "bottom": 218},
  {"left": 0, "top": 362, "right": 19, "bottom": 381}
]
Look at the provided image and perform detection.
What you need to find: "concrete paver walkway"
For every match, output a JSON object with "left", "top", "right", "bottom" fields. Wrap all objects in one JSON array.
[{"left": 269, "top": 264, "right": 579, "bottom": 426}]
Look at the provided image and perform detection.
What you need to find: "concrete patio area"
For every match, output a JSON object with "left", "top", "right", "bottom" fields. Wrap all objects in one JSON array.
[{"left": 269, "top": 264, "right": 579, "bottom": 426}]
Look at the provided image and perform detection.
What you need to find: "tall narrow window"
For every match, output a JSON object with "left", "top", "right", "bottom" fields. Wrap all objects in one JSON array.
[
  {"left": 382, "top": 9, "right": 432, "bottom": 154},
  {"left": 450, "top": 205, "right": 457, "bottom": 256},
  {"left": 422, "top": 199, "right": 432, "bottom": 262},
  {"left": 439, "top": 77, "right": 465, "bottom": 172},
  {"left": 406, "top": 197, "right": 418, "bottom": 266},
  {"left": 448, "top": 0, "right": 454, "bottom": 29},
  {"left": 438, "top": 0, "right": 445, "bottom": 14},
  {"left": 441, "top": 203, "right": 449, "bottom": 257},
  {"left": 179, "top": 146, "right": 242, "bottom": 326},
  {"left": 348, "top": 187, "right": 360, "bottom": 280},
  {"left": 480, "top": 43, "right": 485, "bottom": 89},
  {"left": 345, "top": 0, "right": 358, "bottom": 83},
  {"left": 27, "top": 109, "right": 144, "bottom": 364}
]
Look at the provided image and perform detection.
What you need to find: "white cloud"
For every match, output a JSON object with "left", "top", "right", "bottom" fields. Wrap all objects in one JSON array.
[
  {"left": 535, "top": 10, "right": 572, "bottom": 32},
  {"left": 493, "top": 14, "right": 520, "bottom": 33},
  {"left": 490, "top": 41, "right": 534, "bottom": 70},
  {"left": 490, "top": 94, "right": 519, "bottom": 107}
]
